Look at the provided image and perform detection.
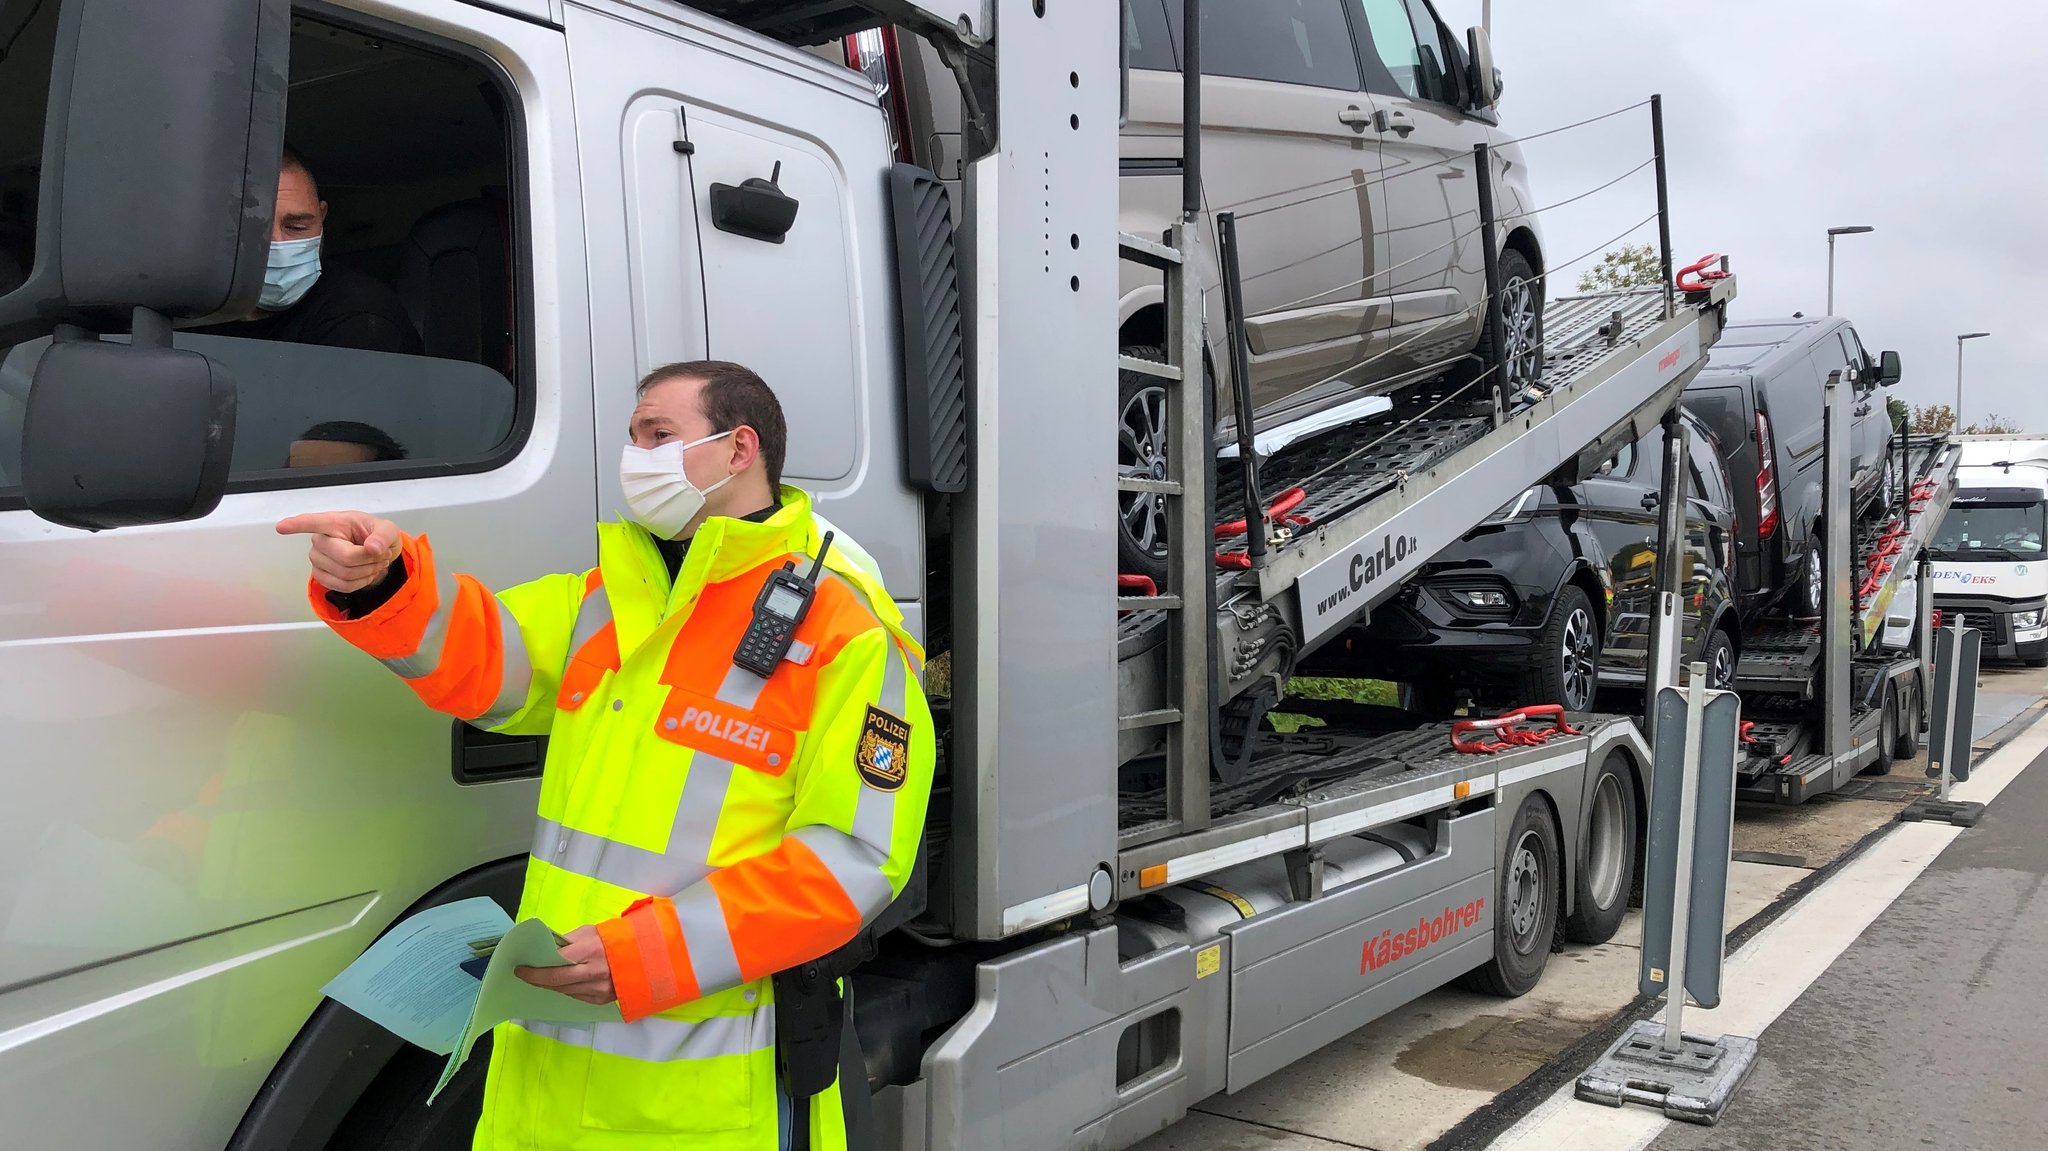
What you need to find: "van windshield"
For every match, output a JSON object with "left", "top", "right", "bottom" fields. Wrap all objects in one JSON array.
[{"left": 1932, "top": 502, "right": 2048, "bottom": 560}]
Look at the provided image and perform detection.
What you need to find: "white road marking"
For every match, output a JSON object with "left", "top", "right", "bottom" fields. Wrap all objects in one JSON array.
[{"left": 1486, "top": 713, "right": 2048, "bottom": 1151}]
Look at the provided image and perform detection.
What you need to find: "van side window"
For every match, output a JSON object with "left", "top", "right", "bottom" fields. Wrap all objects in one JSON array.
[
  {"left": 0, "top": 9, "right": 527, "bottom": 500},
  {"left": 1837, "top": 328, "right": 1870, "bottom": 387},
  {"left": 1686, "top": 427, "right": 1733, "bottom": 509},
  {"left": 1194, "top": 0, "right": 1363, "bottom": 90},
  {"left": 1355, "top": 0, "right": 1460, "bottom": 104},
  {"left": 1126, "top": 0, "right": 1178, "bottom": 71}
]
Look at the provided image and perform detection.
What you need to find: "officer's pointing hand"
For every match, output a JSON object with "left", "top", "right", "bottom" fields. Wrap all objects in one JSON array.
[
  {"left": 515, "top": 925, "right": 616, "bottom": 1005},
  {"left": 276, "top": 511, "right": 405, "bottom": 593}
]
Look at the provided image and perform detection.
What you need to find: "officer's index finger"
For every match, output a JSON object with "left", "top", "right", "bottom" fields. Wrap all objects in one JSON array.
[{"left": 275, "top": 511, "right": 368, "bottom": 541}]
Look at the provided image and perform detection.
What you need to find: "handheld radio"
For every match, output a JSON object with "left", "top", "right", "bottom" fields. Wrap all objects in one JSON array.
[{"left": 733, "top": 531, "right": 835, "bottom": 677}]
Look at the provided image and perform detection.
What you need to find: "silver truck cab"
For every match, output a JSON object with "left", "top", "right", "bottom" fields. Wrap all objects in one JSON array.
[{"left": 0, "top": 2, "right": 921, "bottom": 1145}]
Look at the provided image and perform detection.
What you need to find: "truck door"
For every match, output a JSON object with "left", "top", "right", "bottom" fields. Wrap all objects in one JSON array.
[
  {"left": 564, "top": 3, "right": 923, "bottom": 610},
  {"left": 0, "top": 5, "right": 587, "bottom": 1142}
]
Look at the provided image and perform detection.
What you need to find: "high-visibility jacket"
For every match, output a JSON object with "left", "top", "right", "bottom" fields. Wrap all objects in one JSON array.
[{"left": 310, "top": 487, "right": 933, "bottom": 1150}]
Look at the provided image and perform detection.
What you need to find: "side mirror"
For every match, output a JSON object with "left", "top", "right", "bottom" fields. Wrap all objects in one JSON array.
[
  {"left": 23, "top": 315, "right": 237, "bottom": 530},
  {"left": 1466, "top": 26, "right": 1501, "bottom": 108},
  {"left": 1878, "top": 350, "right": 1903, "bottom": 386},
  {"left": 0, "top": 0, "right": 288, "bottom": 343}
]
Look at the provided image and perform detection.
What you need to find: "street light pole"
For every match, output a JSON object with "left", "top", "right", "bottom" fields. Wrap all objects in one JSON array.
[
  {"left": 1956, "top": 332, "right": 1991, "bottom": 433},
  {"left": 1826, "top": 225, "right": 1875, "bottom": 315}
]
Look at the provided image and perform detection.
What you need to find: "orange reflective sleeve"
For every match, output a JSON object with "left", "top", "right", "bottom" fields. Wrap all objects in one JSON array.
[
  {"left": 598, "top": 897, "right": 700, "bottom": 1023},
  {"left": 307, "top": 532, "right": 438, "bottom": 660}
]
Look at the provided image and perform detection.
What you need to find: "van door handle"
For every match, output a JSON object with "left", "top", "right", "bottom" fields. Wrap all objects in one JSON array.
[
  {"left": 453, "top": 722, "right": 546, "bottom": 785},
  {"left": 1641, "top": 492, "right": 1660, "bottom": 510},
  {"left": 1339, "top": 106, "right": 1373, "bottom": 132},
  {"left": 1375, "top": 109, "right": 1416, "bottom": 137}
]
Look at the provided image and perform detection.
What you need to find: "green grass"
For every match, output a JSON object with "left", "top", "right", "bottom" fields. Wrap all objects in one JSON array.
[{"left": 1269, "top": 677, "right": 1401, "bottom": 732}]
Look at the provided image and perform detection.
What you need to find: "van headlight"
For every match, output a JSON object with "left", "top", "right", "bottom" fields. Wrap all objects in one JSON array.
[{"left": 2014, "top": 609, "right": 2043, "bottom": 629}]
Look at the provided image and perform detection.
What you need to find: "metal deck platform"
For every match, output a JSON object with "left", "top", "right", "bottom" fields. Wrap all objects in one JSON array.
[{"left": 1221, "top": 282, "right": 1735, "bottom": 663}]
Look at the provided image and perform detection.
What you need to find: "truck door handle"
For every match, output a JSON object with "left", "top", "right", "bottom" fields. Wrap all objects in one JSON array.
[
  {"left": 1339, "top": 106, "right": 1373, "bottom": 132},
  {"left": 1375, "top": 109, "right": 1416, "bottom": 137},
  {"left": 1641, "top": 492, "right": 1660, "bottom": 510},
  {"left": 453, "top": 722, "right": 546, "bottom": 785}
]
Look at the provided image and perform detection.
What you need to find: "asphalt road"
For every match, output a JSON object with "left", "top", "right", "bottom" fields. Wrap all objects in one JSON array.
[{"left": 1648, "top": 740, "right": 2048, "bottom": 1151}]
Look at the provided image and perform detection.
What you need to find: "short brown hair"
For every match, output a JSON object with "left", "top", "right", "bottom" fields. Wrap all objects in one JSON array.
[{"left": 637, "top": 360, "right": 788, "bottom": 488}]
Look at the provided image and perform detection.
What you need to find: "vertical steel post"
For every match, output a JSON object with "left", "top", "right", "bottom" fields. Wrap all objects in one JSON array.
[
  {"left": 1181, "top": 0, "right": 1201, "bottom": 218},
  {"left": 1646, "top": 407, "right": 1689, "bottom": 738},
  {"left": 1822, "top": 374, "right": 1853, "bottom": 767},
  {"left": 1661, "top": 663, "right": 1710, "bottom": 1054},
  {"left": 1216, "top": 211, "right": 1266, "bottom": 564},
  {"left": 1651, "top": 95, "right": 1674, "bottom": 320},
  {"left": 1474, "top": 142, "right": 1506, "bottom": 418},
  {"left": 1917, "top": 547, "right": 1935, "bottom": 735},
  {"left": 1939, "top": 613, "right": 1966, "bottom": 804}
]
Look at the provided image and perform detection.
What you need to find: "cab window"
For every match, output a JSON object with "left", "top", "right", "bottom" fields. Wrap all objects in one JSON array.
[{"left": 0, "top": 6, "right": 528, "bottom": 500}]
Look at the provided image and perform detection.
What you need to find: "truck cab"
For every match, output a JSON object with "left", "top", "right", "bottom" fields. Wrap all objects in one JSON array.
[{"left": 1929, "top": 436, "right": 2048, "bottom": 666}]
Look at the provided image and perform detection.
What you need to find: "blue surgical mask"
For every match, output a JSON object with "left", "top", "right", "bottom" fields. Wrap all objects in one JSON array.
[{"left": 260, "top": 235, "right": 323, "bottom": 311}]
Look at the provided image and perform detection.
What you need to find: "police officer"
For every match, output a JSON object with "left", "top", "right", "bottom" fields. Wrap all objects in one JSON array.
[{"left": 281, "top": 360, "right": 931, "bottom": 1150}]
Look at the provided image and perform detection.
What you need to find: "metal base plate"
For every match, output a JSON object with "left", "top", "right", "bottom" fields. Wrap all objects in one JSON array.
[
  {"left": 1576, "top": 1020, "right": 1759, "bottom": 1125},
  {"left": 1900, "top": 798, "right": 1986, "bottom": 827}
]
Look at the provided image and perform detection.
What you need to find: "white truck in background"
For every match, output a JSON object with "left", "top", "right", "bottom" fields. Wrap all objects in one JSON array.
[{"left": 1928, "top": 434, "right": 2048, "bottom": 666}]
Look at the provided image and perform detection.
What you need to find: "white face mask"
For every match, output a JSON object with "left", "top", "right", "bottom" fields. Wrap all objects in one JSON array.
[{"left": 620, "top": 430, "right": 736, "bottom": 539}]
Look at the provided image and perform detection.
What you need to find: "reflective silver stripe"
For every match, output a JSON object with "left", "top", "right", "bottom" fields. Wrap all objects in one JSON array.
[
  {"left": 789, "top": 825, "right": 893, "bottom": 920},
  {"left": 673, "top": 882, "right": 746, "bottom": 996},
  {"left": 534, "top": 663, "right": 763, "bottom": 894},
  {"left": 380, "top": 565, "right": 460, "bottom": 680},
  {"left": 519, "top": 1007, "right": 773, "bottom": 1063},
  {"left": 849, "top": 647, "right": 908, "bottom": 853},
  {"left": 565, "top": 580, "right": 615, "bottom": 660},
  {"left": 473, "top": 600, "right": 536, "bottom": 728}
]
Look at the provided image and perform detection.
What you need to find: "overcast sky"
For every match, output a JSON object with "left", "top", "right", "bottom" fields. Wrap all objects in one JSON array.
[{"left": 1432, "top": 0, "right": 2047, "bottom": 430}]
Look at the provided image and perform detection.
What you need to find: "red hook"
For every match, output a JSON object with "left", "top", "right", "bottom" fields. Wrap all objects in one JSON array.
[
  {"left": 1676, "top": 253, "right": 1731, "bottom": 293},
  {"left": 1216, "top": 486, "right": 1309, "bottom": 540}
]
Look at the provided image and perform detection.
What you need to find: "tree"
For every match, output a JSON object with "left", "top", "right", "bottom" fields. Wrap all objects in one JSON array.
[
  {"left": 1910, "top": 404, "right": 1956, "bottom": 434},
  {"left": 1576, "top": 243, "right": 1663, "bottom": 293},
  {"left": 1887, "top": 396, "right": 1909, "bottom": 437},
  {"left": 1908, "top": 404, "right": 2026, "bottom": 436},
  {"left": 1965, "top": 413, "right": 2024, "bottom": 435}
]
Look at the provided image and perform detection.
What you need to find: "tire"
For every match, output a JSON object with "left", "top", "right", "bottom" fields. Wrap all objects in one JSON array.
[
  {"left": 1564, "top": 752, "right": 1638, "bottom": 946},
  {"left": 1800, "top": 537, "right": 1826, "bottom": 619},
  {"left": 328, "top": 1032, "right": 491, "bottom": 1150},
  {"left": 1463, "top": 794, "right": 1562, "bottom": 997},
  {"left": 1518, "top": 584, "right": 1599, "bottom": 712},
  {"left": 1867, "top": 683, "right": 1899, "bottom": 776},
  {"left": 1894, "top": 675, "right": 1922, "bottom": 759},
  {"left": 1477, "top": 248, "right": 1545, "bottom": 400},
  {"left": 1117, "top": 346, "right": 1171, "bottom": 583},
  {"left": 1702, "top": 627, "right": 1737, "bottom": 691}
]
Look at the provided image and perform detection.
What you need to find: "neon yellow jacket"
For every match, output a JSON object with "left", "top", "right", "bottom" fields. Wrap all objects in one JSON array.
[{"left": 313, "top": 488, "right": 932, "bottom": 1149}]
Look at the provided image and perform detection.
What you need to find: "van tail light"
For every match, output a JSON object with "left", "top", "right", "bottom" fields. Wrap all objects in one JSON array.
[
  {"left": 845, "top": 28, "right": 915, "bottom": 164},
  {"left": 1754, "top": 410, "right": 1780, "bottom": 539}
]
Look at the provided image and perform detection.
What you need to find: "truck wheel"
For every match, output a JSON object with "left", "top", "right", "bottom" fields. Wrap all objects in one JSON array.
[
  {"left": 1463, "top": 794, "right": 1560, "bottom": 997},
  {"left": 1519, "top": 584, "right": 1599, "bottom": 711},
  {"left": 1894, "top": 679, "right": 1922, "bottom": 759},
  {"left": 1868, "top": 684, "right": 1899, "bottom": 776},
  {"left": 328, "top": 1033, "right": 490, "bottom": 1150},
  {"left": 1117, "top": 347, "right": 1171, "bottom": 584},
  {"left": 1565, "top": 752, "right": 1637, "bottom": 945}
]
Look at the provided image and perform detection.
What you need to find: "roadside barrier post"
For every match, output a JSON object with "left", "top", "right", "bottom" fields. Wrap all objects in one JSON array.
[
  {"left": 1902, "top": 614, "right": 1986, "bottom": 827},
  {"left": 1578, "top": 662, "right": 1757, "bottom": 1124}
]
